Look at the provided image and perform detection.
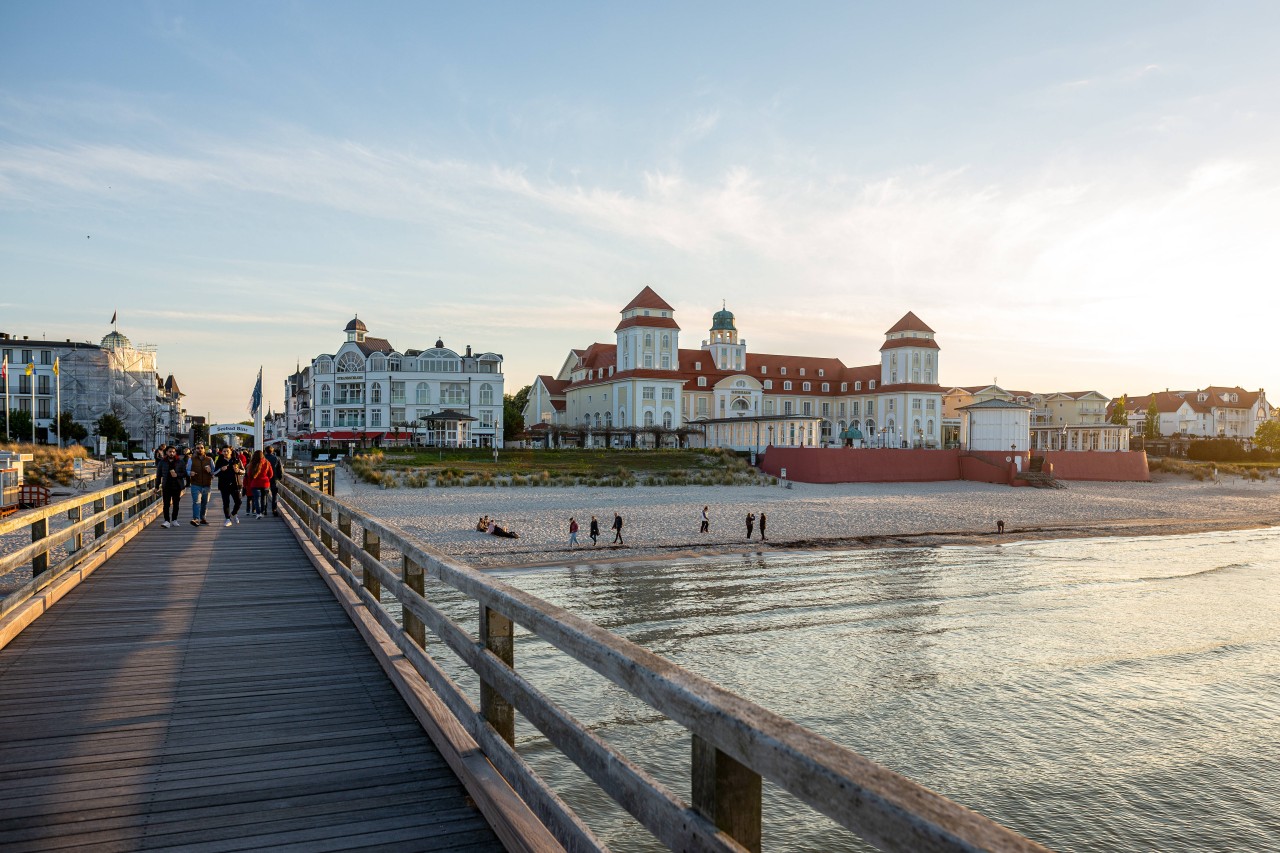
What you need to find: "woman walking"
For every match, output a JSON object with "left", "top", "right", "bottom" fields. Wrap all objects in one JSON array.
[
  {"left": 213, "top": 446, "right": 244, "bottom": 526},
  {"left": 243, "top": 450, "right": 274, "bottom": 519},
  {"left": 569, "top": 517, "right": 580, "bottom": 547},
  {"left": 589, "top": 516, "right": 600, "bottom": 546}
]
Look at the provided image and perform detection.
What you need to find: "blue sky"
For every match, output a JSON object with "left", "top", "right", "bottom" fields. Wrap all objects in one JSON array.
[{"left": 3, "top": 2, "right": 1278, "bottom": 420}]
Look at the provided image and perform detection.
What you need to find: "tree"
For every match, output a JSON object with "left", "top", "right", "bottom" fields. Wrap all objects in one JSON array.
[
  {"left": 191, "top": 422, "right": 209, "bottom": 445},
  {"left": 1110, "top": 395, "right": 1128, "bottom": 425},
  {"left": 58, "top": 411, "right": 89, "bottom": 444},
  {"left": 1144, "top": 398, "right": 1160, "bottom": 440},
  {"left": 4, "top": 409, "right": 34, "bottom": 443},
  {"left": 95, "top": 412, "right": 129, "bottom": 444},
  {"left": 1255, "top": 420, "right": 1280, "bottom": 453},
  {"left": 503, "top": 384, "right": 531, "bottom": 441}
]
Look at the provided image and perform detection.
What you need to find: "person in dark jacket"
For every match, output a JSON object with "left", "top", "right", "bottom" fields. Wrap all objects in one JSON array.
[
  {"left": 187, "top": 445, "right": 214, "bottom": 526},
  {"left": 153, "top": 444, "right": 167, "bottom": 492},
  {"left": 589, "top": 515, "right": 600, "bottom": 546},
  {"left": 159, "top": 446, "right": 185, "bottom": 528},
  {"left": 263, "top": 447, "right": 283, "bottom": 517},
  {"left": 611, "top": 513, "right": 624, "bottom": 545},
  {"left": 213, "top": 446, "right": 244, "bottom": 526}
]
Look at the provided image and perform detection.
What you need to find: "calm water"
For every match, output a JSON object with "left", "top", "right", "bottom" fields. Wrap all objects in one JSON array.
[{"left": 421, "top": 528, "right": 1280, "bottom": 852}]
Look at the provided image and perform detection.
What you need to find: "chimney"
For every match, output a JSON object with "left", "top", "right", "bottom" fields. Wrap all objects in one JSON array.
[{"left": 466, "top": 345, "right": 472, "bottom": 357}]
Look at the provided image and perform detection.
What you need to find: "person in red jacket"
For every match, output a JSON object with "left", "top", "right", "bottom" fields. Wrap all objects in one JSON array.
[{"left": 242, "top": 450, "right": 274, "bottom": 519}]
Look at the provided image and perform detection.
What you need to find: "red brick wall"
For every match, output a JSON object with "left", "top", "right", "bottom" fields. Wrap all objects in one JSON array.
[
  {"left": 758, "top": 447, "right": 961, "bottom": 483},
  {"left": 1041, "top": 451, "right": 1150, "bottom": 482}
]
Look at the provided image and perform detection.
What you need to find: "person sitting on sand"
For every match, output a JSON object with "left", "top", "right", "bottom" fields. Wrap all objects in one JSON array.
[
  {"left": 487, "top": 520, "right": 519, "bottom": 539},
  {"left": 476, "top": 515, "right": 489, "bottom": 531}
]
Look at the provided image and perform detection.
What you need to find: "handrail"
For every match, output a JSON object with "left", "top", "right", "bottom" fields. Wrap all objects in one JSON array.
[
  {"left": 0, "top": 476, "right": 159, "bottom": 622},
  {"left": 277, "top": 473, "right": 1052, "bottom": 853}
]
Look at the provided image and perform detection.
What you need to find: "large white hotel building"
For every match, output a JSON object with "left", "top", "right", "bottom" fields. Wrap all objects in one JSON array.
[{"left": 525, "top": 287, "right": 946, "bottom": 451}]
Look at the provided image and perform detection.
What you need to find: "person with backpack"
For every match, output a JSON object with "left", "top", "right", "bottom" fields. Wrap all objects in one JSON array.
[
  {"left": 213, "top": 446, "right": 244, "bottom": 526},
  {"left": 263, "top": 445, "right": 283, "bottom": 517}
]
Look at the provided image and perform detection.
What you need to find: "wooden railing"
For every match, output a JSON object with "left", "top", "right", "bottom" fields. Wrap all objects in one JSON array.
[
  {"left": 285, "top": 462, "right": 336, "bottom": 495},
  {"left": 0, "top": 476, "right": 159, "bottom": 631},
  {"left": 277, "top": 473, "right": 1051, "bottom": 853}
]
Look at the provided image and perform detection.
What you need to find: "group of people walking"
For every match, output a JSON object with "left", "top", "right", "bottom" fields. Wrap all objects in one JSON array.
[
  {"left": 154, "top": 443, "right": 282, "bottom": 528},
  {"left": 567, "top": 508, "right": 764, "bottom": 548}
]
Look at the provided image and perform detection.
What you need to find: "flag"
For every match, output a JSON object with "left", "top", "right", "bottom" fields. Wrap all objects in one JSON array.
[
  {"left": 249, "top": 368, "right": 263, "bottom": 415},
  {"left": 53, "top": 357, "right": 59, "bottom": 376},
  {"left": 26, "top": 362, "right": 33, "bottom": 376},
  {"left": 1, "top": 355, "right": 6, "bottom": 383},
  {"left": 111, "top": 310, "right": 117, "bottom": 324}
]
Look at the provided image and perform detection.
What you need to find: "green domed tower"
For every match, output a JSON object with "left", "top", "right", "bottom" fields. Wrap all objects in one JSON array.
[{"left": 704, "top": 302, "right": 746, "bottom": 372}]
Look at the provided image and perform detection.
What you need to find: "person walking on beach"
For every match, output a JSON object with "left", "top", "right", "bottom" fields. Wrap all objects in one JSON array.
[
  {"left": 612, "top": 512, "right": 624, "bottom": 545},
  {"left": 745, "top": 512, "right": 755, "bottom": 539},
  {"left": 700, "top": 506, "right": 709, "bottom": 534},
  {"left": 758, "top": 512, "right": 767, "bottom": 541},
  {"left": 187, "top": 444, "right": 214, "bottom": 527},
  {"left": 213, "top": 446, "right": 244, "bottom": 526},
  {"left": 589, "top": 515, "right": 600, "bottom": 546},
  {"left": 569, "top": 517, "right": 580, "bottom": 547},
  {"left": 159, "top": 446, "right": 185, "bottom": 528}
]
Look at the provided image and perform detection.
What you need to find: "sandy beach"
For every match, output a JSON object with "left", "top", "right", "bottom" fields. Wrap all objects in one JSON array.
[{"left": 335, "top": 468, "right": 1280, "bottom": 568}]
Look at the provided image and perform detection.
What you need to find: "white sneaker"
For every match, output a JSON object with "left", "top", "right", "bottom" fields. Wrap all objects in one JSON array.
[
  {"left": 161, "top": 521, "right": 170, "bottom": 528},
  {"left": 224, "top": 520, "right": 232, "bottom": 527},
  {"left": 256, "top": 513, "right": 263, "bottom": 519},
  {"left": 234, "top": 515, "right": 240, "bottom": 524}
]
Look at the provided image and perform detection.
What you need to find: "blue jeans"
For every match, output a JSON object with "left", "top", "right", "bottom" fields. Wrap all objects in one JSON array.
[
  {"left": 190, "top": 485, "right": 210, "bottom": 520},
  {"left": 248, "top": 487, "right": 267, "bottom": 515}
]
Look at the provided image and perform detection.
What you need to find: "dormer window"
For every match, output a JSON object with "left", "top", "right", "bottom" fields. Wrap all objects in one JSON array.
[
  {"left": 694, "top": 361, "right": 701, "bottom": 370},
  {"left": 697, "top": 377, "right": 707, "bottom": 387},
  {"left": 841, "top": 383, "right": 847, "bottom": 392},
  {"left": 822, "top": 383, "right": 830, "bottom": 392},
  {"left": 869, "top": 380, "right": 876, "bottom": 390},
  {"left": 760, "top": 366, "right": 767, "bottom": 374},
  {"left": 802, "top": 382, "right": 811, "bottom": 391},
  {"left": 783, "top": 381, "right": 792, "bottom": 391},
  {"left": 855, "top": 381, "right": 862, "bottom": 391},
  {"left": 780, "top": 367, "right": 787, "bottom": 376},
  {"left": 799, "top": 368, "right": 806, "bottom": 376},
  {"left": 818, "top": 369, "right": 824, "bottom": 377},
  {"left": 643, "top": 310, "right": 650, "bottom": 316}
]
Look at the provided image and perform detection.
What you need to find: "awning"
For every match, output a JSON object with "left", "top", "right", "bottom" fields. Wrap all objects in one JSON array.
[
  {"left": 423, "top": 409, "right": 478, "bottom": 422},
  {"left": 299, "top": 431, "right": 362, "bottom": 441},
  {"left": 840, "top": 428, "right": 864, "bottom": 440}
]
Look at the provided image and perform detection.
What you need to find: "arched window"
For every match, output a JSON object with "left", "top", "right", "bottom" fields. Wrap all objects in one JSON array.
[
  {"left": 644, "top": 333, "right": 652, "bottom": 348},
  {"left": 821, "top": 383, "right": 829, "bottom": 392},
  {"left": 605, "top": 412, "right": 612, "bottom": 427},
  {"left": 764, "top": 380, "right": 772, "bottom": 389},
  {"left": 644, "top": 411, "right": 655, "bottom": 427},
  {"left": 416, "top": 383, "right": 430, "bottom": 404},
  {"left": 371, "top": 383, "right": 382, "bottom": 404},
  {"left": 320, "top": 385, "right": 331, "bottom": 405},
  {"left": 803, "top": 382, "right": 811, "bottom": 391},
  {"left": 661, "top": 334, "right": 669, "bottom": 349},
  {"left": 927, "top": 418, "right": 934, "bottom": 435},
  {"left": 315, "top": 356, "right": 333, "bottom": 374},
  {"left": 337, "top": 352, "right": 363, "bottom": 373},
  {"left": 783, "top": 381, "right": 792, "bottom": 391},
  {"left": 618, "top": 409, "right": 626, "bottom": 426},
  {"left": 369, "top": 355, "right": 386, "bottom": 371},
  {"left": 663, "top": 412, "right": 673, "bottom": 429},
  {"left": 388, "top": 355, "right": 402, "bottom": 371},
  {"left": 479, "top": 383, "right": 494, "bottom": 405}
]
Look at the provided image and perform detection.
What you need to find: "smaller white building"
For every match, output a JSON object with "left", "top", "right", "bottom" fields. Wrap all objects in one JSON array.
[{"left": 959, "top": 399, "right": 1032, "bottom": 452}]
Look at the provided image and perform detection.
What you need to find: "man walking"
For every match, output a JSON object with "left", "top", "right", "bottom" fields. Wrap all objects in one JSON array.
[
  {"left": 159, "top": 446, "right": 185, "bottom": 528},
  {"left": 589, "top": 515, "right": 600, "bottom": 546},
  {"left": 759, "top": 512, "right": 767, "bottom": 541},
  {"left": 611, "top": 512, "right": 624, "bottom": 545},
  {"left": 700, "top": 506, "right": 709, "bottom": 534},
  {"left": 745, "top": 512, "right": 755, "bottom": 539},
  {"left": 264, "top": 445, "right": 283, "bottom": 517},
  {"left": 188, "top": 444, "right": 214, "bottom": 526}
]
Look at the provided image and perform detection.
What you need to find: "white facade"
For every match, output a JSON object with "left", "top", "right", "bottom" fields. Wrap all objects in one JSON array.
[
  {"left": 960, "top": 400, "right": 1032, "bottom": 452},
  {"left": 307, "top": 318, "right": 504, "bottom": 447}
]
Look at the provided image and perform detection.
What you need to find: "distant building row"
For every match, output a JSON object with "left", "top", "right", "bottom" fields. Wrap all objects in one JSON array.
[{"left": 1109, "top": 387, "right": 1272, "bottom": 439}]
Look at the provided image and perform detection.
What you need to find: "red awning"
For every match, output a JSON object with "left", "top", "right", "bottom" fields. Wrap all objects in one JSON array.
[{"left": 299, "top": 431, "right": 362, "bottom": 441}]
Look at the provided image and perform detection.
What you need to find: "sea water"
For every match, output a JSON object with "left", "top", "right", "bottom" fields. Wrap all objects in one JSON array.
[{"left": 422, "top": 527, "right": 1280, "bottom": 852}]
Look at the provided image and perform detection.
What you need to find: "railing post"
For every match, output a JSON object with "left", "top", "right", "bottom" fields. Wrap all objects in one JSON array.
[
  {"left": 479, "top": 605, "right": 515, "bottom": 746},
  {"left": 31, "top": 516, "right": 49, "bottom": 576},
  {"left": 362, "top": 528, "right": 381, "bottom": 598},
  {"left": 112, "top": 486, "right": 124, "bottom": 527},
  {"left": 320, "top": 501, "right": 333, "bottom": 553},
  {"left": 93, "top": 495, "right": 106, "bottom": 540},
  {"left": 67, "top": 504, "right": 83, "bottom": 553},
  {"left": 337, "top": 512, "right": 352, "bottom": 568},
  {"left": 402, "top": 555, "right": 426, "bottom": 648},
  {"left": 691, "top": 734, "right": 762, "bottom": 853},
  {"left": 326, "top": 469, "right": 335, "bottom": 496}
]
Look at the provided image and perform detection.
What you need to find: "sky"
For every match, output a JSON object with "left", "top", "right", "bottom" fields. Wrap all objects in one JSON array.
[{"left": 2, "top": 1, "right": 1278, "bottom": 421}]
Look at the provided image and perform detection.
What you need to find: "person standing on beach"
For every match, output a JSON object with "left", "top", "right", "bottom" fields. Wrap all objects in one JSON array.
[
  {"left": 569, "top": 517, "right": 580, "bottom": 547},
  {"left": 187, "top": 444, "right": 214, "bottom": 527},
  {"left": 159, "top": 446, "right": 185, "bottom": 528},
  {"left": 745, "top": 512, "right": 755, "bottom": 539},
  {"left": 213, "top": 446, "right": 243, "bottom": 526},
  {"left": 700, "top": 506, "right": 709, "bottom": 534},
  {"left": 612, "top": 512, "right": 624, "bottom": 545},
  {"left": 759, "top": 512, "right": 767, "bottom": 541},
  {"left": 589, "top": 515, "right": 600, "bottom": 546}
]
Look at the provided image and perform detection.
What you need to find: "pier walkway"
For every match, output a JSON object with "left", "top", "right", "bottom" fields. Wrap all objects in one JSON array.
[{"left": 0, "top": 514, "right": 502, "bottom": 852}]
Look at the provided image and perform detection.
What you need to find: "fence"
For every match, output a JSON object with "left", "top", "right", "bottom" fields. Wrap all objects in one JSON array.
[
  {"left": 0, "top": 475, "right": 160, "bottom": 647},
  {"left": 276, "top": 472, "right": 1050, "bottom": 853}
]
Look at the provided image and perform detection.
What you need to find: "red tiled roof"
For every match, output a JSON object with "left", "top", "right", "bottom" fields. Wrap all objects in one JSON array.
[
  {"left": 550, "top": 400, "right": 566, "bottom": 411},
  {"left": 356, "top": 337, "right": 394, "bottom": 355},
  {"left": 536, "top": 375, "right": 569, "bottom": 395},
  {"left": 622, "top": 286, "right": 674, "bottom": 312},
  {"left": 879, "top": 337, "right": 941, "bottom": 351},
  {"left": 614, "top": 315, "right": 681, "bottom": 332},
  {"left": 884, "top": 311, "right": 934, "bottom": 334}
]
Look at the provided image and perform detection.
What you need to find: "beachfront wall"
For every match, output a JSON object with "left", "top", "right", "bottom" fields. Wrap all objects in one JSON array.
[
  {"left": 759, "top": 447, "right": 962, "bottom": 483},
  {"left": 1043, "top": 450, "right": 1150, "bottom": 482}
]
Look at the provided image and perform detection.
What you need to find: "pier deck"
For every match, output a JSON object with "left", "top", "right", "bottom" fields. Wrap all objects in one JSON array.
[{"left": 0, "top": 514, "right": 503, "bottom": 852}]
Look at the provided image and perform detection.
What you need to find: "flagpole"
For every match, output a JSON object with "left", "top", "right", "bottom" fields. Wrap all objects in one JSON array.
[
  {"left": 31, "top": 365, "right": 36, "bottom": 444},
  {"left": 2, "top": 356, "right": 8, "bottom": 442},
  {"left": 56, "top": 361, "right": 62, "bottom": 448}
]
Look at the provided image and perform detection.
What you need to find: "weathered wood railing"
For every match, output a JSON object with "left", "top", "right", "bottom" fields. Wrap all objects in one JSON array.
[
  {"left": 0, "top": 476, "right": 159, "bottom": 646},
  {"left": 284, "top": 461, "right": 336, "bottom": 496},
  {"left": 277, "top": 473, "right": 1051, "bottom": 853}
]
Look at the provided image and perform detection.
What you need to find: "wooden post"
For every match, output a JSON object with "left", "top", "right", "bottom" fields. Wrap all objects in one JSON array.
[
  {"left": 320, "top": 502, "right": 333, "bottom": 553},
  {"left": 402, "top": 555, "right": 425, "bottom": 648},
  {"left": 67, "top": 504, "right": 83, "bottom": 553},
  {"left": 112, "top": 487, "right": 124, "bottom": 527},
  {"left": 93, "top": 496, "right": 106, "bottom": 540},
  {"left": 31, "top": 516, "right": 49, "bottom": 576},
  {"left": 692, "top": 734, "right": 762, "bottom": 853},
  {"left": 479, "top": 605, "right": 515, "bottom": 746},
  {"left": 326, "top": 469, "right": 335, "bottom": 496},
  {"left": 362, "top": 528, "right": 381, "bottom": 599},
  {"left": 337, "top": 513, "right": 352, "bottom": 568}
]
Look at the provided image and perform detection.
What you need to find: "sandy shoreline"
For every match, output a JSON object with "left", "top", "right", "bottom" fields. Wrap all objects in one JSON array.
[{"left": 335, "top": 468, "right": 1280, "bottom": 569}]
